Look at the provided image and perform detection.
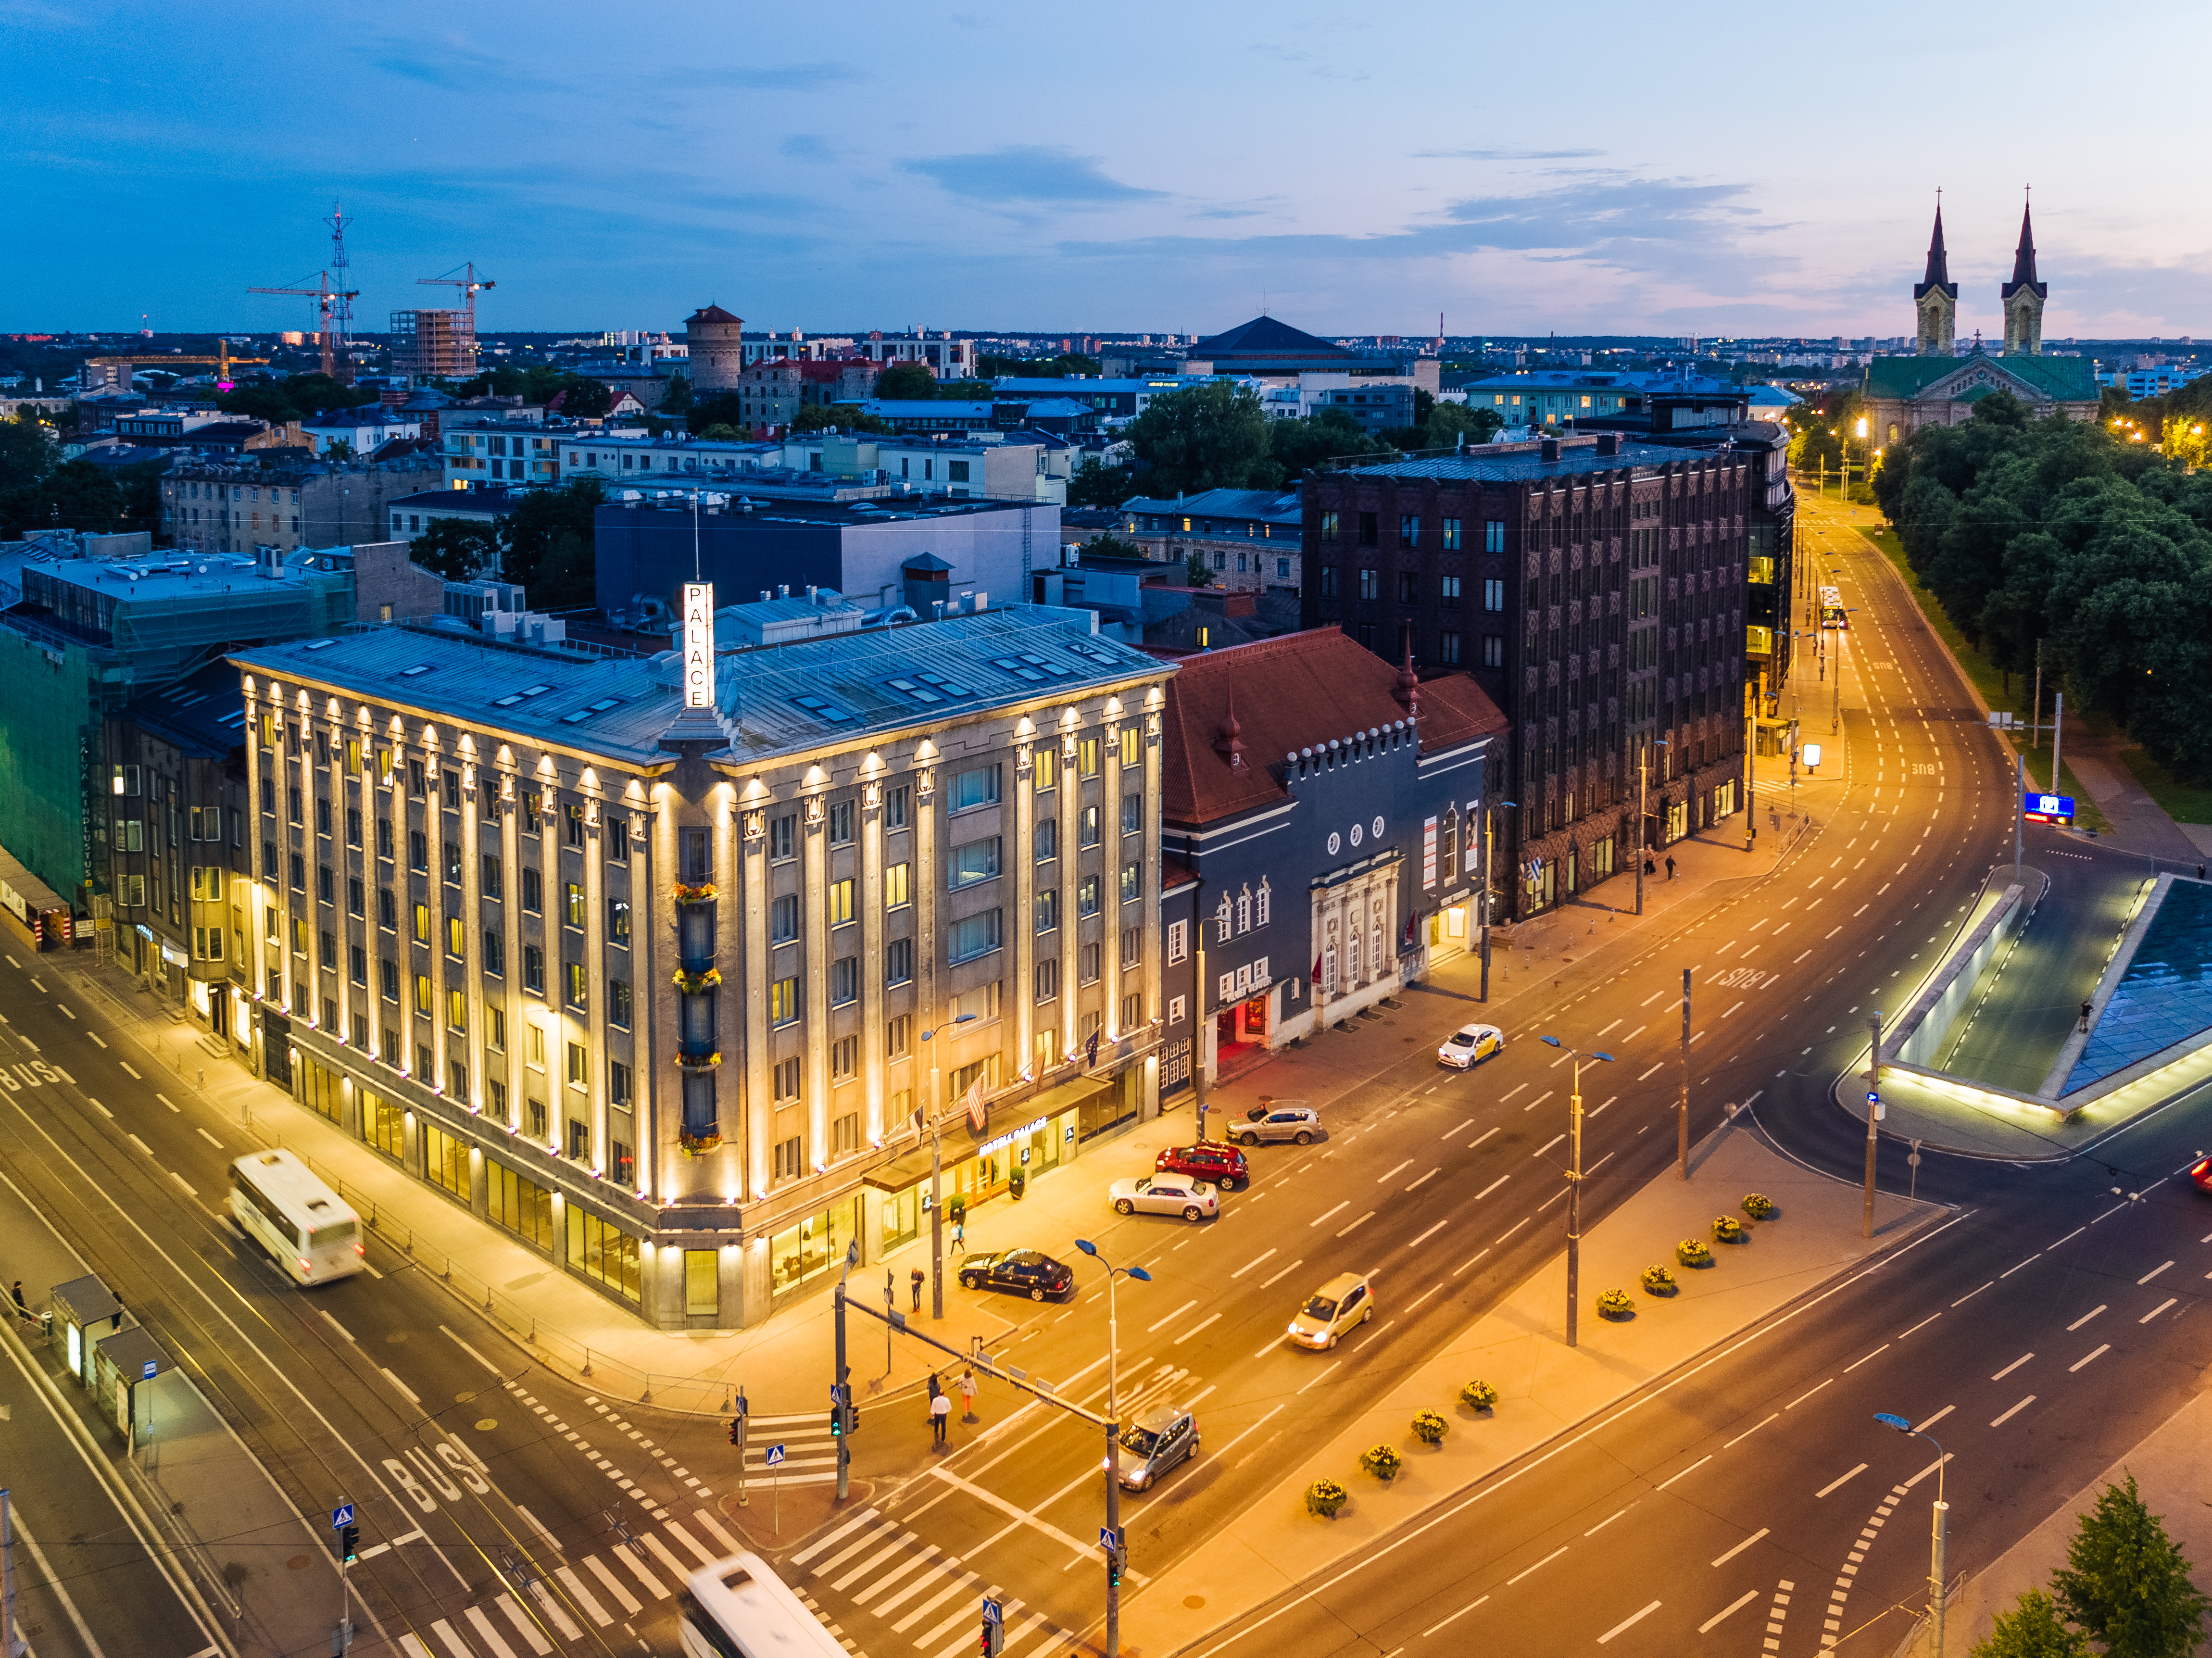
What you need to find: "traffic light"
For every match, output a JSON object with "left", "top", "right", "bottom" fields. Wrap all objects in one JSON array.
[
  {"left": 1106, "top": 1545, "right": 1123, "bottom": 1589},
  {"left": 980, "top": 1615, "right": 1003, "bottom": 1657},
  {"left": 829, "top": 1407, "right": 843, "bottom": 1437},
  {"left": 339, "top": 1523, "right": 360, "bottom": 1564},
  {"left": 728, "top": 1418, "right": 741, "bottom": 1446}
]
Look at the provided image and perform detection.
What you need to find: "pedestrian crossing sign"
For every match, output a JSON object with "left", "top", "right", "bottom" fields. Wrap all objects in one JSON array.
[
  {"left": 331, "top": 1502, "right": 355, "bottom": 1529},
  {"left": 764, "top": 1444, "right": 787, "bottom": 1467}
]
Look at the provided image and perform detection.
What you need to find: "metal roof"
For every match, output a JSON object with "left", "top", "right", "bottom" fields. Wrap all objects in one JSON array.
[
  {"left": 1341, "top": 438, "right": 1710, "bottom": 484},
  {"left": 233, "top": 605, "right": 1169, "bottom": 767}
]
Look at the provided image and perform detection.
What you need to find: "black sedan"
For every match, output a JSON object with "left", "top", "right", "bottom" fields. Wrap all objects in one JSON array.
[{"left": 957, "top": 1249, "right": 1075, "bottom": 1302}]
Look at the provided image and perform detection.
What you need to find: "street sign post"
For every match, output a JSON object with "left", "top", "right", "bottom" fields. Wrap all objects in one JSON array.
[
  {"left": 2023, "top": 793, "right": 2075, "bottom": 826},
  {"left": 331, "top": 1502, "right": 356, "bottom": 1653},
  {"left": 765, "top": 1444, "right": 786, "bottom": 1535},
  {"left": 980, "top": 1597, "right": 1004, "bottom": 1657}
]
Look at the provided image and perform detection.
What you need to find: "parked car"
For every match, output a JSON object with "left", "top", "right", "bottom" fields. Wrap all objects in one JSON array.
[
  {"left": 1109, "top": 1175, "right": 1218, "bottom": 1221},
  {"left": 1115, "top": 1404, "right": 1199, "bottom": 1491},
  {"left": 1286, "top": 1272, "right": 1374, "bottom": 1350},
  {"left": 1233, "top": 1105, "right": 1322, "bottom": 1147},
  {"left": 957, "top": 1249, "right": 1075, "bottom": 1302},
  {"left": 1436, "top": 1022, "right": 1505, "bottom": 1069},
  {"left": 1156, "top": 1142, "right": 1249, "bottom": 1187}
]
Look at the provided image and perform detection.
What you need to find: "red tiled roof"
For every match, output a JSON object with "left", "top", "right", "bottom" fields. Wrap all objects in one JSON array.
[
  {"left": 688, "top": 304, "right": 742, "bottom": 324},
  {"left": 1159, "top": 628, "right": 1507, "bottom": 827},
  {"left": 1159, "top": 853, "right": 1200, "bottom": 892}
]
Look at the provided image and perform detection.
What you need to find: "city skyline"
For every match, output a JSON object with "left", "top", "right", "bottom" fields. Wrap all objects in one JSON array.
[{"left": 5, "top": 1, "right": 2208, "bottom": 339}]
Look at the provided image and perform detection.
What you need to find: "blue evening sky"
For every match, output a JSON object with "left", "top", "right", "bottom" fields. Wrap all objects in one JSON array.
[{"left": 5, "top": 0, "right": 2204, "bottom": 339}]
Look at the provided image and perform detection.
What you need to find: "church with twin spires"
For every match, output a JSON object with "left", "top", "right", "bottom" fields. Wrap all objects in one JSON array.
[{"left": 1867, "top": 195, "right": 2098, "bottom": 444}]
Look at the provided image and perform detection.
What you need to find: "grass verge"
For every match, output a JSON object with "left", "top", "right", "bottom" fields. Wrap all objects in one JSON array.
[{"left": 2119, "top": 747, "right": 2212, "bottom": 831}]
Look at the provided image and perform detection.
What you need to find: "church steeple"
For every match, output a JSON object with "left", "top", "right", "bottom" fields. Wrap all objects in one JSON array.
[
  {"left": 1914, "top": 195, "right": 1959, "bottom": 357},
  {"left": 2002, "top": 193, "right": 2048, "bottom": 356}
]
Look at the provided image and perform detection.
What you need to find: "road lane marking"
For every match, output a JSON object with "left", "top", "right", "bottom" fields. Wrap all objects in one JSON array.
[
  {"left": 119, "top": 1062, "right": 139, "bottom": 1078},
  {"left": 1990, "top": 1354, "right": 2032, "bottom": 1382},
  {"left": 1843, "top": 1344, "right": 1889, "bottom": 1373},
  {"left": 1309, "top": 1202, "right": 1349, "bottom": 1229},
  {"left": 2138, "top": 1260, "right": 2175, "bottom": 1284},
  {"left": 1656, "top": 1455, "right": 1711, "bottom": 1491},
  {"left": 381, "top": 1367, "right": 422, "bottom": 1405},
  {"left": 1506, "top": 1546, "right": 1567, "bottom": 1586},
  {"left": 1989, "top": 1395, "right": 2036, "bottom": 1428},
  {"left": 1816, "top": 1464, "right": 1867, "bottom": 1498},
  {"left": 2000, "top": 1253, "right": 2042, "bottom": 1278},
  {"left": 1598, "top": 1601, "right": 1661, "bottom": 1644},
  {"left": 88, "top": 1099, "right": 111, "bottom": 1118},
  {"left": 1723, "top": 1001, "right": 1745, "bottom": 1019},
  {"left": 464, "top": 1604, "right": 521, "bottom": 1658},
  {"left": 1641, "top": 990, "right": 1667, "bottom": 1007},
  {"left": 1524, "top": 1090, "right": 1553, "bottom": 1112},
  {"left": 1420, "top": 1595, "right": 1488, "bottom": 1639},
  {"left": 1898, "top": 1313, "right": 1941, "bottom": 1339},
  {"left": 1500, "top": 1084, "right": 1528, "bottom": 1103},
  {"left": 1469, "top": 1128, "right": 1499, "bottom": 1149},
  {"left": 157, "top": 1093, "right": 178, "bottom": 1112},
  {"left": 1915, "top": 1406, "right": 1955, "bottom": 1432},
  {"left": 1596, "top": 1019, "right": 1622, "bottom": 1036},
  {"left": 1259, "top": 1257, "right": 1304, "bottom": 1289},
  {"left": 794, "top": 1510, "right": 883, "bottom": 1567},
  {"left": 1172, "top": 1313, "right": 1222, "bottom": 1345},
  {"left": 1375, "top": 1160, "right": 1414, "bottom": 1185},
  {"left": 1711, "top": 1529, "right": 1769, "bottom": 1568},
  {"left": 2070, "top": 1345, "right": 2110, "bottom": 1373},
  {"left": 87, "top": 1032, "right": 106, "bottom": 1048},
  {"left": 1700, "top": 1589, "right": 1760, "bottom": 1633},
  {"left": 1406, "top": 1168, "right": 1440, "bottom": 1192},
  {"left": 440, "top": 1323, "right": 502, "bottom": 1374},
  {"left": 1295, "top": 1360, "right": 1342, "bottom": 1396},
  {"left": 1442, "top": 1117, "right": 1475, "bottom": 1140},
  {"left": 1231, "top": 1249, "right": 1277, "bottom": 1280},
  {"left": 1535, "top": 1134, "right": 1565, "bottom": 1159},
  {"left": 1146, "top": 1299, "right": 1197, "bottom": 1333},
  {"left": 171, "top": 1171, "right": 197, "bottom": 1198},
  {"left": 127, "top": 1132, "right": 151, "bottom": 1155},
  {"left": 1407, "top": 1219, "right": 1450, "bottom": 1250},
  {"left": 1724, "top": 1414, "right": 1779, "bottom": 1450},
  {"left": 1585, "top": 1505, "right": 1634, "bottom": 1536},
  {"left": 2140, "top": 1298, "right": 2177, "bottom": 1323},
  {"left": 196, "top": 1127, "right": 224, "bottom": 1149},
  {"left": 1453, "top": 1248, "right": 1490, "bottom": 1277},
  {"left": 581, "top": 1555, "right": 644, "bottom": 1615},
  {"left": 1953, "top": 1281, "right": 1994, "bottom": 1307}
]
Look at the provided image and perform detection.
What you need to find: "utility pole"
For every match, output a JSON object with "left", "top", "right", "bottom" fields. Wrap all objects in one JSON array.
[
  {"left": 2030, "top": 641, "right": 2043, "bottom": 752},
  {"left": 2051, "top": 691, "right": 2064, "bottom": 795},
  {"left": 1864, "top": 1011, "right": 1884, "bottom": 1239},
  {"left": 1743, "top": 674, "right": 1758, "bottom": 853},
  {"left": 1477, "top": 806, "right": 1492, "bottom": 1002},
  {"left": 3, "top": 1490, "right": 17, "bottom": 1658},
  {"left": 832, "top": 1256, "right": 851, "bottom": 1500},
  {"left": 1677, "top": 968, "right": 1692, "bottom": 1178},
  {"left": 1635, "top": 745, "right": 1648, "bottom": 916},
  {"left": 2015, "top": 755, "right": 2024, "bottom": 878},
  {"left": 1541, "top": 1038, "right": 1613, "bottom": 1347},
  {"left": 1192, "top": 888, "right": 1209, "bottom": 1143}
]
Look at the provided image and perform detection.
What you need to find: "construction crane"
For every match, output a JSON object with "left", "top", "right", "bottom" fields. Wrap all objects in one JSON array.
[
  {"left": 393, "top": 262, "right": 495, "bottom": 382},
  {"left": 245, "top": 271, "right": 359, "bottom": 378},
  {"left": 418, "top": 260, "right": 495, "bottom": 321}
]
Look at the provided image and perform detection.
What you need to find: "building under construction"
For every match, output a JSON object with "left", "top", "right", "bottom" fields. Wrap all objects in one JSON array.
[{"left": 390, "top": 308, "right": 478, "bottom": 382}]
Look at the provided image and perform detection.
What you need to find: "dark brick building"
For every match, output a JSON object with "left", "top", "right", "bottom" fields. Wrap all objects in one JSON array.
[{"left": 1302, "top": 434, "right": 1755, "bottom": 919}]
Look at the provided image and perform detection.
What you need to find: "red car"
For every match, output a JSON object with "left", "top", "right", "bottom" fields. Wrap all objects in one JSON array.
[
  {"left": 2190, "top": 1157, "right": 2212, "bottom": 1193},
  {"left": 1156, "top": 1142, "right": 1250, "bottom": 1187}
]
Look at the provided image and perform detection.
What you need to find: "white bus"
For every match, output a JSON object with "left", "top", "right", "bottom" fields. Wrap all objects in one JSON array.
[
  {"left": 228, "top": 1150, "right": 366, "bottom": 1285},
  {"left": 679, "top": 1553, "right": 848, "bottom": 1658},
  {"left": 1819, "top": 586, "right": 1848, "bottom": 629}
]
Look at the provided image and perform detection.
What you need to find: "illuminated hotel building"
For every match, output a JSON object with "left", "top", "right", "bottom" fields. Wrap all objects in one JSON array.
[{"left": 230, "top": 603, "right": 1172, "bottom": 1326}]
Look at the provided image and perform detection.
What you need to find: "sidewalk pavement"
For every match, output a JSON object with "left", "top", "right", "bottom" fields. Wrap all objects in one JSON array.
[
  {"left": 2061, "top": 725, "right": 2205, "bottom": 865},
  {"left": 1891, "top": 1386, "right": 2212, "bottom": 1658},
  {"left": 1121, "top": 1119, "right": 1946, "bottom": 1656},
  {"left": 0, "top": 1164, "right": 329, "bottom": 1658}
]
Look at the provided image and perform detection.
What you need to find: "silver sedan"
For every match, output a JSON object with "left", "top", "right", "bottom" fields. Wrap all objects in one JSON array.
[{"left": 1108, "top": 1176, "right": 1219, "bottom": 1221}]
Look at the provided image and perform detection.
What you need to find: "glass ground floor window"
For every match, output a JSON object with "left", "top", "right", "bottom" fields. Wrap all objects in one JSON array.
[
  {"left": 488, "top": 1157, "right": 553, "bottom": 1249},
  {"left": 361, "top": 1088, "right": 404, "bottom": 1161},
  {"left": 685, "top": 1250, "right": 718, "bottom": 1317},
  {"left": 424, "top": 1122, "right": 469, "bottom": 1202},
  {"left": 770, "top": 1199, "right": 858, "bottom": 1296},
  {"left": 881, "top": 1183, "right": 921, "bottom": 1253},
  {"left": 566, "top": 1208, "right": 641, "bottom": 1303},
  {"left": 302, "top": 1055, "right": 343, "bottom": 1122}
]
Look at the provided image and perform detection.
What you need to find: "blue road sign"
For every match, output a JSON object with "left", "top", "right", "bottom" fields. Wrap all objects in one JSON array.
[
  {"left": 764, "top": 1444, "right": 787, "bottom": 1467},
  {"left": 141, "top": 1360, "right": 157, "bottom": 1381},
  {"left": 2024, "top": 793, "right": 2075, "bottom": 825},
  {"left": 332, "top": 1502, "right": 355, "bottom": 1530},
  {"left": 982, "top": 1599, "right": 1003, "bottom": 1624},
  {"left": 1098, "top": 1525, "right": 1121, "bottom": 1552}
]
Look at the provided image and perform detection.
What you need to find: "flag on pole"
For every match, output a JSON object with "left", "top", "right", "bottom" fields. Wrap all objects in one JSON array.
[{"left": 962, "top": 1073, "right": 987, "bottom": 1135}]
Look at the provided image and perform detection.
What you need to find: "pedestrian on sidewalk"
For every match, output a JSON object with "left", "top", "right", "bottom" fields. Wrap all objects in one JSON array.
[
  {"left": 929, "top": 1380, "right": 951, "bottom": 1447},
  {"left": 1644, "top": 853, "right": 1656, "bottom": 878},
  {"left": 951, "top": 1218, "right": 966, "bottom": 1254},
  {"left": 909, "top": 1268, "right": 925, "bottom": 1311},
  {"left": 1664, "top": 854, "right": 1676, "bottom": 882},
  {"left": 8, "top": 1281, "right": 24, "bottom": 1320},
  {"left": 957, "top": 1368, "right": 977, "bottom": 1423}
]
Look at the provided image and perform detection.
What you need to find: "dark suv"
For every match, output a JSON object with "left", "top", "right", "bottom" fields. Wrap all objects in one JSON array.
[
  {"left": 1154, "top": 1142, "right": 1250, "bottom": 1187},
  {"left": 958, "top": 1249, "right": 1076, "bottom": 1301}
]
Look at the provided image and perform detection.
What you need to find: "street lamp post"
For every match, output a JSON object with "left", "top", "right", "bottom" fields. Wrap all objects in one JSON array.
[
  {"left": 922, "top": 1014, "right": 979, "bottom": 1321},
  {"left": 1072, "top": 1239, "right": 1150, "bottom": 1658},
  {"left": 1539, "top": 1036, "right": 1614, "bottom": 1347},
  {"left": 1634, "top": 739, "right": 1668, "bottom": 916},
  {"left": 1864, "top": 1011, "right": 1883, "bottom": 1239},
  {"left": 1875, "top": 1413, "right": 1948, "bottom": 1656}
]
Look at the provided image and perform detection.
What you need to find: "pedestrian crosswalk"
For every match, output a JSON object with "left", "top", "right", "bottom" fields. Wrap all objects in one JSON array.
[
  {"left": 787, "top": 1507, "right": 1078, "bottom": 1658},
  {"left": 391, "top": 1507, "right": 747, "bottom": 1658}
]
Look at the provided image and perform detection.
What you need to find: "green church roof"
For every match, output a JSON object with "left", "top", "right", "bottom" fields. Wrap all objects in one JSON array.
[{"left": 1864, "top": 352, "right": 2097, "bottom": 404}]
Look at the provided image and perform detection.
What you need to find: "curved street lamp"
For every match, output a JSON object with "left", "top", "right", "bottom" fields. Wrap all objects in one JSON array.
[
  {"left": 1876, "top": 1412, "right": 1950, "bottom": 1655},
  {"left": 921, "top": 1012, "right": 979, "bottom": 1320},
  {"left": 1072, "top": 1239, "right": 1150, "bottom": 1658},
  {"left": 1539, "top": 1036, "right": 1614, "bottom": 1347}
]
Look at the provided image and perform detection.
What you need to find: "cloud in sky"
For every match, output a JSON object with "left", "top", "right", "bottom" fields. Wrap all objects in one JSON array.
[
  {"left": 1415, "top": 148, "right": 1607, "bottom": 161},
  {"left": 899, "top": 146, "right": 1165, "bottom": 205}
]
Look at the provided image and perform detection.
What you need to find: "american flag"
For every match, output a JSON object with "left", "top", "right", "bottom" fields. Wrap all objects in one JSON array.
[{"left": 961, "top": 1073, "right": 987, "bottom": 1135}]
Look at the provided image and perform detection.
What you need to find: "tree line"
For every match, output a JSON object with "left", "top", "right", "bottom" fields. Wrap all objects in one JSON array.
[
  {"left": 1971, "top": 1473, "right": 2204, "bottom": 1657},
  {"left": 1873, "top": 390, "right": 2212, "bottom": 779}
]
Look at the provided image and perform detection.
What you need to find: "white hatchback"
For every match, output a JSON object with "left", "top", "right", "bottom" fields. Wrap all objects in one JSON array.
[
  {"left": 1437, "top": 1022, "right": 1505, "bottom": 1069},
  {"left": 1108, "top": 1176, "right": 1219, "bottom": 1222}
]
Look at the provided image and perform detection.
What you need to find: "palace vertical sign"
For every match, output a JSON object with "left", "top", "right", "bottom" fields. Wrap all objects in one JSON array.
[{"left": 681, "top": 583, "right": 715, "bottom": 709}]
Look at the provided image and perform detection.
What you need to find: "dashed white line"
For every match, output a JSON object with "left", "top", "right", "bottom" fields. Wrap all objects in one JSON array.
[
  {"left": 2070, "top": 1345, "right": 2110, "bottom": 1373},
  {"left": 2067, "top": 1305, "right": 2105, "bottom": 1331},
  {"left": 2140, "top": 1298, "right": 2177, "bottom": 1323},
  {"left": 1506, "top": 1545, "right": 1568, "bottom": 1586},
  {"left": 1710, "top": 1528, "right": 1769, "bottom": 1569},
  {"left": 2138, "top": 1260, "right": 2174, "bottom": 1285},
  {"left": 1309, "top": 1202, "right": 1349, "bottom": 1229},
  {"left": 1989, "top": 1395, "right": 2036, "bottom": 1428},
  {"left": 1816, "top": 1463, "right": 1868, "bottom": 1498},
  {"left": 1700, "top": 1590, "right": 1760, "bottom": 1633},
  {"left": 1597, "top": 1600, "right": 1662, "bottom": 1644},
  {"left": 119, "top": 1062, "right": 140, "bottom": 1079},
  {"left": 1990, "top": 1353, "right": 2033, "bottom": 1382}
]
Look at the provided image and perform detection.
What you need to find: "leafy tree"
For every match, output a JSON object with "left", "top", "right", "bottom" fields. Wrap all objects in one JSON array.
[
  {"left": 658, "top": 372, "right": 693, "bottom": 416},
  {"left": 216, "top": 372, "right": 378, "bottom": 425},
  {"left": 505, "top": 480, "right": 604, "bottom": 609},
  {"left": 550, "top": 378, "right": 612, "bottom": 419},
  {"left": 411, "top": 517, "right": 506, "bottom": 581},
  {"left": 1184, "top": 553, "right": 1212, "bottom": 587},
  {"left": 790, "top": 405, "right": 888, "bottom": 434},
  {"left": 0, "top": 458, "right": 132, "bottom": 539},
  {"left": 688, "top": 392, "right": 748, "bottom": 435},
  {"left": 1067, "top": 455, "right": 1134, "bottom": 507},
  {"left": 876, "top": 362, "right": 938, "bottom": 401},
  {"left": 1269, "top": 409, "right": 1392, "bottom": 480},
  {"left": 0, "top": 411, "right": 55, "bottom": 491},
  {"left": 1125, "top": 382, "right": 1281, "bottom": 494},
  {"left": 1426, "top": 402, "right": 1505, "bottom": 450},
  {"left": 697, "top": 423, "right": 742, "bottom": 440},
  {"left": 979, "top": 352, "right": 1100, "bottom": 379},
  {"left": 2051, "top": 1474, "right": 2209, "bottom": 1658},
  {"left": 1971, "top": 1589, "right": 2088, "bottom": 1658},
  {"left": 1079, "top": 531, "right": 1145, "bottom": 560}
]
